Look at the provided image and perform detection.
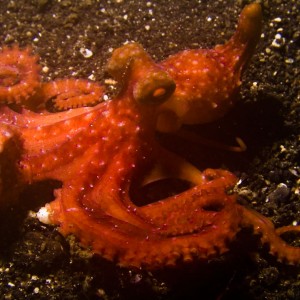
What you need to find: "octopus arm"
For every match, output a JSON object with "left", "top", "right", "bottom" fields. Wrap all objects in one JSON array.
[
  {"left": 40, "top": 160, "right": 241, "bottom": 269},
  {"left": 0, "top": 103, "right": 109, "bottom": 181},
  {"left": 141, "top": 146, "right": 206, "bottom": 186},
  {"left": 0, "top": 104, "right": 99, "bottom": 128},
  {"left": 37, "top": 79, "right": 104, "bottom": 111},
  {"left": 0, "top": 124, "right": 23, "bottom": 208},
  {"left": 242, "top": 208, "right": 300, "bottom": 264},
  {"left": 0, "top": 45, "right": 41, "bottom": 104},
  {"left": 216, "top": 3, "right": 262, "bottom": 72},
  {"left": 43, "top": 169, "right": 241, "bottom": 269}
]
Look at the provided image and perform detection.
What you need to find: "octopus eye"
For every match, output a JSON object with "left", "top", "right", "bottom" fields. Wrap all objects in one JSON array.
[
  {"left": 133, "top": 70, "right": 176, "bottom": 105},
  {"left": 152, "top": 88, "right": 167, "bottom": 98}
]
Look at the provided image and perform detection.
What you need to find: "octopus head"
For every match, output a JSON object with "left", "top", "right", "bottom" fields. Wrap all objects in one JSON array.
[{"left": 106, "top": 42, "right": 176, "bottom": 107}]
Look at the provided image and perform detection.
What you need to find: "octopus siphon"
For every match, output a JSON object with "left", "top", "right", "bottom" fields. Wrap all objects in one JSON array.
[{"left": 0, "top": 3, "right": 300, "bottom": 269}]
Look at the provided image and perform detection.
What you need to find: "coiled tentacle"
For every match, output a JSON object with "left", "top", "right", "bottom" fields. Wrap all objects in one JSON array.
[
  {"left": 39, "top": 78, "right": 104, "bottom": 111},
  {"left": 0, "top": 45, "right": 41, "bottom": 104}
]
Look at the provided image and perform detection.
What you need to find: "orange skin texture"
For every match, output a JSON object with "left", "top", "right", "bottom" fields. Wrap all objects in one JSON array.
[
  {"left": 156, "top": 3, "right": 263, "bottom": 132},
  {"left": 0, "top": 45, "right": 103, "bottom": 111},
  {"left": 1, "top": 3, "right": 300, "bottom": 269},
  {"left": 0, "top": 45, "right": 41, "bottom": 104}
]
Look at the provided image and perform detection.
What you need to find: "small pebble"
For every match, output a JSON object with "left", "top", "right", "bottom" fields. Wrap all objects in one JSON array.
[
  {"left": 268, "top": 183, "right": 290, "bottom": 203},
  {"left": 80, "top": 48, "right": 93, "bottom": 58}
]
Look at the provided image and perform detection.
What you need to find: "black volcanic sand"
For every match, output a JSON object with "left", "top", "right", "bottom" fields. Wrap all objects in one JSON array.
[{"left": 0, "top": 0, "right": 299, "bottom": 299}]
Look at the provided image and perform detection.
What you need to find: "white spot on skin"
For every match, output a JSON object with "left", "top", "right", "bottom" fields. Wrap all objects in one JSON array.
[
  {"left": 64, "top": 120, "right": 72, "bottom": 127},
  {"left": 66, "top": 207, "right": 80, "bottom": 212},
  {"left": 118, "top": 121, "right": 126, "bottom": 127},
  {"left": 84, "top": 113, "right": 94, "bottom": 121}
]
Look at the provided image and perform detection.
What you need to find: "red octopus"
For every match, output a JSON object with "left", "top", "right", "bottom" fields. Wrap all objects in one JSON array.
[
  {"left": 0, "top": 3, "right": 300, "bottom": 269},
  {"left": 156, "top": 3, "right": 263, "bottom": 132}
]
